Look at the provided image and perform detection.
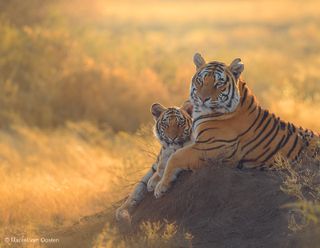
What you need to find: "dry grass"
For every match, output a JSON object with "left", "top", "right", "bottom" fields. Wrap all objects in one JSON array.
[
  {"left": 0, "top": 0, "right": 320, "bottom": 247},
  {"left": 93, "top": 221, "right": 192, "bottom": 248},
  {"left": 1, "top": 0, "right": 320, "bottom": 130},
  {"left": 0, "top": 123, "right": 159, "bottom": 246},
  {"left": 274, "top": 153, "right": 320, "bottom": 232}
]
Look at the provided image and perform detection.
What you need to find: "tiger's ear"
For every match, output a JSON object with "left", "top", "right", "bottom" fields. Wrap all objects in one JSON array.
[
  {"left": 151, "top": 103, "right": 166, "bottom": 120},
  {"left": 193, "top": 53, "right": 206, "bottom": 70},
  {"left": 181, "top": 100, "right": 193, "bottom": 117},
  {"left": 229, "top": 58, "right": 244, "bottom": 80}
]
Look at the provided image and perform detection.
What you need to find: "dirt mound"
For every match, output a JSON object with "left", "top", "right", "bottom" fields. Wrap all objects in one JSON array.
[
  {"left": 45, "top": 163, "right": 319, "bottom": 248},
  {"left": 129, "top": 165, "right": 295, "bottom": 248}
]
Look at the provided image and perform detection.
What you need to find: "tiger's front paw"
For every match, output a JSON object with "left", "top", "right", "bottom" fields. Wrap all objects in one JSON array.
[
  {"left": 154, "top": 181, "right": 170, "bottom": 198},
  {"left": 147, "top": 172, "right": 161, "bottom": 192},
  {"left": 147, "top": 174, "right": 160, "bottom": 192}
]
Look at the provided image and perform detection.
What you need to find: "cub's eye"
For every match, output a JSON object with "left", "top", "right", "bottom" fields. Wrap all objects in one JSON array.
[
  {"left": 215, "top": 81, "right": 225, "bottom": 88},
  {"left": 215, "top": 73, "right": 224, "bottom": 81},
  {"left": 177, "top": 119, "right": 184, "bottom": 127}
]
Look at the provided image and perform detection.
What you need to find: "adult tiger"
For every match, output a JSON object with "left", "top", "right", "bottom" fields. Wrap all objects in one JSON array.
[
  {"left": 154, "top": 53, "right": 319, "bottom": 198},
  {"left": 116, "top": 100, "right": 193, "bottom": 221}
]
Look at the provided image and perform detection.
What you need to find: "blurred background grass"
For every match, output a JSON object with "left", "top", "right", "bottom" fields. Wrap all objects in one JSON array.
[
  {"left": 0, "top": 0, "right": 319, "bottom": 246},
  {"left": 1, "top": 0, "right": 320, "bottom": 130}
]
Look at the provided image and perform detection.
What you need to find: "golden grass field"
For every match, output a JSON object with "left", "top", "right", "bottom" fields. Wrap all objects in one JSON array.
[{"left": 0, "top": 0, "right": 320, "bottom": 247}]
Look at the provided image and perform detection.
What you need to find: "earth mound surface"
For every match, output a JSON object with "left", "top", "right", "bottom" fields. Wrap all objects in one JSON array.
[{"left": 130, "top": 165, "right": 295, "bottom": 248}]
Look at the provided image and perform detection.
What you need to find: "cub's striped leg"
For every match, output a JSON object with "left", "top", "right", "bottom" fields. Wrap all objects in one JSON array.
[
  {"left": 147, "top": 157, "right": 182, "bottom": 192},
  {"left": 147, "top": 156, "right": 166, "bottom": 192},
  {"left": 115, "top": 164, "right": 156, "bottom": 221},
  {"left": 147, "top": 172, "right": 161, "bottom": 192},
  {"left": 154, "top": 145, "right": 206, "bottom": 198}
]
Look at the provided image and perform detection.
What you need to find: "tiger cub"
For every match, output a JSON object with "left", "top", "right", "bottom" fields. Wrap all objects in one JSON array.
[
  {"left": 153, "top": 53, "right": 319, "bottom": 198},
  {"left": 115, "top": 100, "right": 193, "bottom": 221}
]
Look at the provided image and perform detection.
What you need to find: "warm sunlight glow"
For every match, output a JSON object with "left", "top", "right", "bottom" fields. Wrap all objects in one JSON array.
[{"left": 0, "top": 0, "right": 319, "bottom": 247}]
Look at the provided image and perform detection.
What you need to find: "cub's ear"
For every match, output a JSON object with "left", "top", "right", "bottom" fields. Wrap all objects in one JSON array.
[
  {"left": 193, "top": 53, "right": 206, "bottom": 70},
  {"left": 181, "top": 100, "right": 193, "bottom": 117},
  {"left": 229, "top": 58, "right": 244, "bottom": 80},
  {"left": 151, "top": 103, "right": 166, "bottom": 120}
]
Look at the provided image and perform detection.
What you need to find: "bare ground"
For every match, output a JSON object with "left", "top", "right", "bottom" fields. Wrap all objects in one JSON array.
[
  {"left": 130, "top": 165, "right": 293, "bottom": 248},
  {"left": 45, "top": 164, "right": 319, "bottom": 248}
]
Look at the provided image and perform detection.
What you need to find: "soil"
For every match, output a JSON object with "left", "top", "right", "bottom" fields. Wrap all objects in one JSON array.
[{"left": 45, "top": 164, "right": 319, "bottom": 248}]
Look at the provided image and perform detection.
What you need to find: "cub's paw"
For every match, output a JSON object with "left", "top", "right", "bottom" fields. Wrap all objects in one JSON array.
[
  {"left": 116, "top": 207, "right": 131, "bottom": 224},
  {"left": 116, "top": 207, "right": 128, "bottom": 221},
  {"left": 154, "top": 181, "right": 170, "bottom": 198},
  {"left": 147, "top": 176, "right": 159, "bottom": 192}
]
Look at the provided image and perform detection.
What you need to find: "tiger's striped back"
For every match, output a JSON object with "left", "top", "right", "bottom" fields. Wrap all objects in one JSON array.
[{"left": 233, "top": 81, "right": 319, "bottom": 168}]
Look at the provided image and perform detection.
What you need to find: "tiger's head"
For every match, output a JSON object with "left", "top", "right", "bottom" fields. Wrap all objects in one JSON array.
[
  {"left": 151, "top": 101, "right": 193, "bottom": 148},
  {"left": 190, "top": 53, "right": 244, "bottom": 117}
]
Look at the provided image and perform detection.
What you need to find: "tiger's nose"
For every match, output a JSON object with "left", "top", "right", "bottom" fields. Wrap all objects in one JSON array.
[
  {"left": 172, "top": 135, "right": 178, "bottom": 140},
  {"left": 200, "top": 96, "right": 210, "bottom": 103}
]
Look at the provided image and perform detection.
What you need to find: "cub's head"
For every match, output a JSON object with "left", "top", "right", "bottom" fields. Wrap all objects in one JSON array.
[
  {"left": 191, "top": 53, "right": 244, "bottom": 116},
  {"left": 151, "top": 101, "right": 193, "bottom": 148}
]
